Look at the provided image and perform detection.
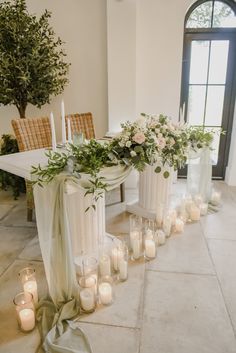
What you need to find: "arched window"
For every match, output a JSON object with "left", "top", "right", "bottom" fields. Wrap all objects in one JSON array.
[{"left": 180, "top": 0, "right": 236, "bottom": 179}]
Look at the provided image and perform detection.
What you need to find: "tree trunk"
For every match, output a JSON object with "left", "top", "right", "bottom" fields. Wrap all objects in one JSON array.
[{"left": 17, "top": 104, "right": 27, "bottom": 119}]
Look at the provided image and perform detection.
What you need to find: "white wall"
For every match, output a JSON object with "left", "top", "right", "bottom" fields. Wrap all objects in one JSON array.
[
  {"left": 0, "top": 0, "right": 108, "bottom": 139},
  {"left": 107, "top": 0, "right": 136, "bottom": 132},
  {"left": 225, "top": 100, "right": 236, "bottom": 185}
]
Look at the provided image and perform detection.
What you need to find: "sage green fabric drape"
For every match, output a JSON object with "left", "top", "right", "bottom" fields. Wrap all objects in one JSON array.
[{"left": 33, "top": 165, "right": 132, "bottom": 352}]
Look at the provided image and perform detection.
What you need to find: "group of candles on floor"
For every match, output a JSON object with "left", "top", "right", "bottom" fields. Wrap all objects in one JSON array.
[{"left": 13, "top": 189, "right": 221, "bottom": 332}]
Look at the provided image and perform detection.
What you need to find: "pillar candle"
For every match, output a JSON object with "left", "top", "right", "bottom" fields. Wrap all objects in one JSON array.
[
  {"left": 163, "top": 215, "right": 172, "bottom": 237},
  {"left": 132, "top": 238, "right": 142, "bottom": 259},
  {"left": 80, "top": 288, "right": 95, "bottom": 312},
  {"left": 99, "top": 283, "right": 112, "bottom": 305},
  {"left": 67, "top": 118, "right": 72, "bottom": 143},
  {"left": 157, "top": 230, "right": 166, "bottom": 245},
  {"left": 61, "top": 100, "right": 66, "bottom": 144},
  {"left": 50, "top": 112, "right": 57, "bottom": 151},
  {"left": 19, "top": 308, "right": 35, "bottom": 332},
  {"left": 190, "top": 205, "right": 200, "bottom": 221},
  {"left": 175, "top": 218, "right": 184, "bottom": 233},
  {"left": 211, "top": 191, "right": 221, "bottom": 206},
  {"left": 23, "top": 280, "right": 38, "bottom": 304},
  {"left": 145, "top": 239, "right": 156, "bottom": 258},
  {"left": 99, "top": 255, "right": 111, "bottom": 277},
  {"left": 200, "top": 202, "right": 208, "bottom": 216},
  {"left": 118, "top": 258, "right": 128, "bottom": 281},
  {"left": 111, "top": 247, "right": 123, "bottom": 271}
]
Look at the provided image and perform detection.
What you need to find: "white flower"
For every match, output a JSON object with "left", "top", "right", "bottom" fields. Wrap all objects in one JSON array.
[
  {"left": 136, "top": 116, "right": 146, "bottom": 128},
  {"left": 130, "top": 150, "right": 137, "bottom": 157},
  {"left": 133, "top": 132, "right": 146, "bottom": 144},
  {"left": 126, "top": 141, "right": 132, "bottom": 148}
]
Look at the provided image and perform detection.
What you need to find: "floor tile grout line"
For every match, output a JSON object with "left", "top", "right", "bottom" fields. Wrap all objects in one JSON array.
[
  {"left": 75, "top": 319, "right": 141, "bottom": 331},
  {"left": 137, "top": 264, "right": 147, "bottom": 353},
  {"left": 145, "top": 268, "right": 216, "bottom": 277},
  {"left": 200, "top": 221, "right": 236, "bottom": 340},
  {"left": 204, "top": 237, "right": 236, "bottom": 242},
  {"left": 0, "top": 251, "right": 42, "bottom": 278},
  {"left": 0, "top": 204, "right": 17, "bottom": 222}
]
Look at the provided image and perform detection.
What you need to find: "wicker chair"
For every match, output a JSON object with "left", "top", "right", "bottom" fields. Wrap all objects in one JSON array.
[
  {"left": 11, "top": 117, "right": 52, "bottom": 221},
  {"left": 65, "top": 112, "right": 125, "bottom": 203}
]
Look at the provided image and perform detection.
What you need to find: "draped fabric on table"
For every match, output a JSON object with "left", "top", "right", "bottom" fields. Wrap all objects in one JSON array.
[
  {"left": 187, "top": 147, "right": 212, "bottom": 201},
  {"left": 33, "top": 165, "right": 131, "bottom": 353}
]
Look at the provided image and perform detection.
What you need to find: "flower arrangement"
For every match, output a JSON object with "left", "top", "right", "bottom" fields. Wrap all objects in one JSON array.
[
  {"left": 109, "top": 113, "right": 189, "bottom": 176},
  {"left": 188, "top": 126, "right": 217, "bottom": 151}
]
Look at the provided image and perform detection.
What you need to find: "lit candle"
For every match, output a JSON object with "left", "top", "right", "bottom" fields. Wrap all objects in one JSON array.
[
  {"left": 19, "top": 308, "right": 35, "bottom": 332},
  {"left": 111, "top": 247, "right": 123, "bottom": 271},
  {"left": 80, "top": 288, "right": 95, "bottom": 312},
  {"left": 156, "top": 204, "right": 164, "bottom": 228},
  {"left": 175, "top": 218, "right": 184, "bottom": 233},
  {"left": 190, "top": 205, "right": 200, "bottom": 221},
  {"left": 130, "top": 230, "right": 139, "bottom": 249},
  {"left": 61, "top": 100, "right": 66, "bottom": 144},
  {"left": 67, "top": 118, "right": 72, "bottom": 143},
  {"left": 194, "top": 194, "right": 203, "bottom": 206},
  {"left": 163, "top": 215, "right": 172, "bottom": 237},
  {"left": 157, "top": 230, "right": 166, "bottom": 245},
  {"left": 200, "top": 202, "right": 208, "bottom": 216},
  {"left": 99, "top": 282, "right": 112, "bottom": 305},
  {"left": 132, "top": 237, "right": 142, "bottom": 260},
  {"left": 118, "top": 258, "right": 128, "bottom": 281},
  {"left": 23, "top": 280, "right": 38, "bottom": 304},
  {"left": 99, "top": 255, "right": 111, "bottom": 277},
  {"left": 211, "top": 191, "right": 221, "bottom": 206},
  {"left": 50, "top": 112, "right": 57, "bottom": 151},
  {"left": 145, "top": 239, "right": 156, "bottom": 259}
]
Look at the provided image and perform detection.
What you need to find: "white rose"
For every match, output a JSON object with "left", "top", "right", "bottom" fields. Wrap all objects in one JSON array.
[
  {"left": 130, "top": 150, "right": 137, "bottom": 157},
  {"left": 126, "top": 141, "right": 132, "bottom": 148}
]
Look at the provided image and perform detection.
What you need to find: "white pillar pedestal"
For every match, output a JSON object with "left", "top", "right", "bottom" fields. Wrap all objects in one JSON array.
[
  {"left": 126, "top": 163, "right": 173, "bottom": 219},
  {"left": 65, "top": 188, "right": 115, "bottom": 267}
]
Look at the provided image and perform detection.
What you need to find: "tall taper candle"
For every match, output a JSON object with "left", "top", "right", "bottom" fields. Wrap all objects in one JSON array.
[
  {"left": 50, "top": 112, "right": 57, "bottom": 151},
  {"left": 67, "top": 118, "right": 72, "bottom": 143},
  {"left": 61, "top": 100, "right": 66, "bottom": 144}
]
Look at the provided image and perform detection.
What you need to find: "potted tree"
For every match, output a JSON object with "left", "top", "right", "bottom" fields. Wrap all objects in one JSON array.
[
  {"left": 0, "top": 0, "right": 70, "bottom": 118},
  {"left": 0, "top": 0, "right": 70, "bottom": 197}
]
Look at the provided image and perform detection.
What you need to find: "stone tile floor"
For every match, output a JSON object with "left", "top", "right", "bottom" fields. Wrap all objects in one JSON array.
[{"left": 0, "top": 181, "right": 236, "bottom": 353}]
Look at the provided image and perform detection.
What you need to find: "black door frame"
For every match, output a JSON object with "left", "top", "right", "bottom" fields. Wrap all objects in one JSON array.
[{"left": 180, "top": 29, "right": 236, "bottom": 179}]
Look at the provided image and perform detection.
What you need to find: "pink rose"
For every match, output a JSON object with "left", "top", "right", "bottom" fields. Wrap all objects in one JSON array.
[
  {"left": 132, "top": 132, "right": 146, "bottom": 144},
  {"left": 156, "top": 136, "right": 166, "bottom": 149}
]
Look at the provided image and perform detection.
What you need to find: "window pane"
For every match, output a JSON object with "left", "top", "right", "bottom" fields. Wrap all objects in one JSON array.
[
  {"left": 208, "top": 41, "right": 229, "bottom": 84},
  {"left": 205, "top": 127, "right": 221, "bottom": 165},
  {"left": 187, "top": 86, "right": 206, "bottom": 125},
  {"left": 186, "top": 1, "right": 213, "bottom": 28},
  {"left": 205, "top": 86, "right": 225, "bottom": 126},
  {"left": 213, "top": 1, "right": 236, "bottom": 28},
  {"left": 190, "top": 41, "right": 210, "bottom": 84}
]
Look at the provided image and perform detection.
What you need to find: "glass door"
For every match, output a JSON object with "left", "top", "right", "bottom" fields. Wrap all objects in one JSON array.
[{"left": 181, "top": 31, "right": 236, "bottom": 178}]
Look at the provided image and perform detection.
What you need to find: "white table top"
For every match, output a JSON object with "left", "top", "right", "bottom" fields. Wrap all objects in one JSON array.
[{"left": 0, "top": 148, "right": 48, "bottom": 180}]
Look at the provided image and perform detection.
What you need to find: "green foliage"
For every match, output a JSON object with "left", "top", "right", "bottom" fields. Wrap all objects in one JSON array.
[
  {"left": 188, "top": 126, "right": 215, "bottom": 150},
  {"left": 0, "top": 0, "right": 70, "bottom": 118},
  {"left": 0, "top": 134, "right": 26, "bottom": 198}
]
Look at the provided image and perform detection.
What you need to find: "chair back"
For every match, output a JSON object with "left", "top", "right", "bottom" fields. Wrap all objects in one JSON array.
[
  {"left": 11, "top": 117, "right": 52, "bottom": 152},
  {"left": 65, "top": 112, "right": 95, "bottom": 140}
]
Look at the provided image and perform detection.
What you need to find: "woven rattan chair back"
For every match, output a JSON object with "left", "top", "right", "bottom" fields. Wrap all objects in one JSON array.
[
  {"left": 11, "top": 117, "right": 52, "bottom": 222},
  {"left": 11, "top": 117, "right": 52, "bottom": 152},
  {"left": 65, "top": 112, "right": 95, "bottom": 140}
]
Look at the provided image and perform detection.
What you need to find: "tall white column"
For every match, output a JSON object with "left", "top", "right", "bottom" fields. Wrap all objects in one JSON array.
[{"left": 127, "top": 163, "right": 173, "bottom": 219}]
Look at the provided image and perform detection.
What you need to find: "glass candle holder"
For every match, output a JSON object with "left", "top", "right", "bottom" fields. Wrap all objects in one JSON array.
[
  {"left": 18, "top": 267, "right": 38, "bottom": 304},
  {"left": 200, "top": 202, "right": 208, "bottom": 216},
  {"left": 129, "top": 215, "right": 143, "bottom": 261},
  {"left": 174, "top": 218, "right": 185, "bottom": 233},
  {"left": 144, "top": 218, "right": 156, "bottom": 238},
  {"left": 156, "top": 229, "right": 166, "bottom": 246},
  {"left": 190, "top": 204, "right": 201, "bottom": 221},
  {"left": 117, "top": 243, "right": 129, "bottom": 282},
  {"left": 99, "top": 252, "right": 111, "bottom": 277},
  {"left": 73, "top": 132, "right": 84, "bottom": 145},
  {"left": 144, "top": 233, "right": 156, "bottom": 260},
  {"left": 13, "top": 292, "right": 35, "bottom": 332},
  {"left": 111, "top": 239, "right": 124, "bottom": 272},
  {"left": 156, "top": 203, "right": 164, "bottom": 228},
  {"left": 98, "top": 276, "right": 114, "bottom": 306},
  {"left": 194, "top": 194, "right": 203, "bottom": 206},
  {"left": 211, "top": 190, "right": 221, "bottom": 206},
  {"left": 79, "top": 276, "right": 97, "bottom": 313},
  {"left": 162, "top": 212, "right": 172, "bottom": 238}
]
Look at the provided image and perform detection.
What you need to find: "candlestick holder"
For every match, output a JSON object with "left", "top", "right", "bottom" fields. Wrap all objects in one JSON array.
[
  {"left": 18, "top": 267, "right": 38, "bottom": 304},
  {"left": 13, "top": 292, "right": 35, "bottom": 332}
]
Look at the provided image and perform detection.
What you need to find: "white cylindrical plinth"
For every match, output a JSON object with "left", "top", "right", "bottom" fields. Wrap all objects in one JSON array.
[
  {"left": 65, "top": 189, "right": 105, "bottom": 257},
  {"left": 127, "top": 163, "right": 173, "bottom": 218}
]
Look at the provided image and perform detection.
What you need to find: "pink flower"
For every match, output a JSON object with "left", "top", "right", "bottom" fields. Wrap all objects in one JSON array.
[
  {"left": 132, "top": 132, "right": 146, "bottom": 144},
  {"left": 156, "top": 136, "right": 166, "bottom": 149}
]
